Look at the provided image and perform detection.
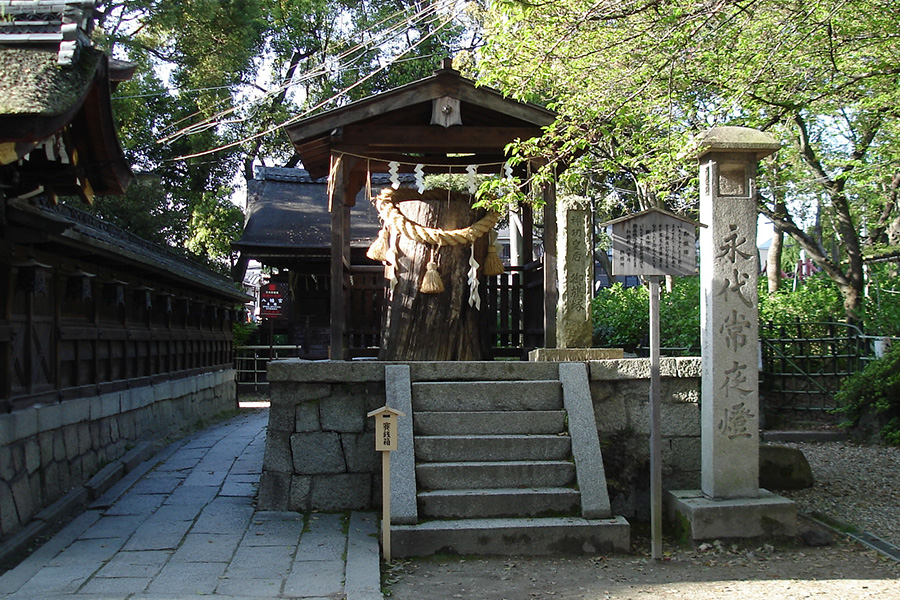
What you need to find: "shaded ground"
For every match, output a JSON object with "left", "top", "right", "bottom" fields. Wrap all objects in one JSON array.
[{"left": 384, "top": 535, "right": 899, "bottom": 599}]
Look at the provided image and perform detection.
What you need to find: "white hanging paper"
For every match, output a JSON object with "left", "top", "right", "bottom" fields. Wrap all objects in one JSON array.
[
  {"left": 389, "top": 161, "right": 401, "bottom": 189},
  {"left": 467, "top": 243, "right": 481, "bottom": 310},
  {"left": 466, "top": 164, "right": 477, "bottom": 195},
  {"left": 504, "top": 161, "right": 514, "bottom": 181},
  {"left": 386, "top": 226, "right": 401, "bottom": 297},
  {"left": 414, "top": 163, "right": 425, "bottom": 193}
]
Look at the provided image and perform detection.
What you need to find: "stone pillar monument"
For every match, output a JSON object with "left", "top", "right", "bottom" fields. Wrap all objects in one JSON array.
[
  {"left": 667, "top": 126, "right": 797, "bottom": 540},
  {"left": 556, "top": 196, "right": 593, "bottom": 348}
]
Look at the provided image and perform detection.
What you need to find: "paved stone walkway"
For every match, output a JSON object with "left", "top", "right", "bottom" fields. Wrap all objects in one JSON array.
[{"left": 0, "top": 410, "right": 383, "bottom": 600}]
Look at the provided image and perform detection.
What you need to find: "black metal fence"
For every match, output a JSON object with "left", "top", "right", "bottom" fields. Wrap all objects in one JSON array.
[{"left": 759, "top": 321, "right": 894, "bottom": 420}]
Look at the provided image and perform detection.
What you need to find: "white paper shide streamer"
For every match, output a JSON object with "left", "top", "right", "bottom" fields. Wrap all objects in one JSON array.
[
  {"left": 389, "top": 161, "right": 401, "bottom": 189},
  {"left": 467, "top": 243, "right": 481, "bottom": 310},
  {"left": 466, "top": 164, "right": 477, "bottom": 195},
  {"left": 414, "top": 163, "right": 425, "bottom": 193}
]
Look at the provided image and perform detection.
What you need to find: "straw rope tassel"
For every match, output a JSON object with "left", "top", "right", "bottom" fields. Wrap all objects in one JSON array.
[
  {"left": 482, "top": 230, "right": 505, "bottom": 276},
  {"left": 420, "top": 247, "right": 444, "bottom": 294},
  {"left": 366, "top": 226, "right": 390, "bottom": 261}
]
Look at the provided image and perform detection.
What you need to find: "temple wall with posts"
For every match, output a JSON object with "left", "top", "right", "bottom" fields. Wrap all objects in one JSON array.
[{"left": 258, "top": 358, "right": 701, "bottom": 518}]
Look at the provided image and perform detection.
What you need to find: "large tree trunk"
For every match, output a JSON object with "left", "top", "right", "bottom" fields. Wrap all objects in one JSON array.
[
  {"left": 379, "top": 190, "right": 492, "bottom": 361},
  {"left": 766, "top": 197, "right": 787, "bottom": 295}
]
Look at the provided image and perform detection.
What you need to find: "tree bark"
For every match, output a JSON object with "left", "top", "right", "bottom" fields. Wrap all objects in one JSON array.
[
  {"left": 767, "top": 197, "right": 787, "bottom": 295},
  {"left": 379, "top": 190, "right": 492, "bottom": 361}
]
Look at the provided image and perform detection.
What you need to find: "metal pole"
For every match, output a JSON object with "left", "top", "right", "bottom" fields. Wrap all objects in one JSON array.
[{"left": 649, "top": 275, "right": 663, "bottom": 560}]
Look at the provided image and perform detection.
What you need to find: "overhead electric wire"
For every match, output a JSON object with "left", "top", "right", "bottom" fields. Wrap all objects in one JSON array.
[
  {"left": 156, "top": 0, "right": 453, "bottom": 142},
  {"left": 157, "top": 0, "right": 459, "bottom": 150},
  {"left": 167, "top": 5, "right": 463, "bottom": 161}
]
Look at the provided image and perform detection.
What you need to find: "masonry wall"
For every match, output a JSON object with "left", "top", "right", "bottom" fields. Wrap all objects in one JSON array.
[
  {"left": 259, "top": 359, "right": 701, "bottom": 519},
  {"left": 0, "top": 369, "right": 236, "bottom": 540}
]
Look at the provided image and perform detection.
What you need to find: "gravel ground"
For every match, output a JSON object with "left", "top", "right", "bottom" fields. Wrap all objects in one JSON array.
[{"left": 778, "top": 441, "right": 900, "bottom": 547}]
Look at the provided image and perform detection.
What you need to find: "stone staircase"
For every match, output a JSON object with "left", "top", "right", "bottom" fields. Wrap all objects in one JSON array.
[{"left": 386, "top": 362, "right": 630, "bottom": 557}]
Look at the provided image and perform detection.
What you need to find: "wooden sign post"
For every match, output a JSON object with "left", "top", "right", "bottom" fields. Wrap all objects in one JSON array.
[
  {"left": 367, "top": 406, "right": 405, "bottom": 561},
  {"left": 603, "top": 207, "right": 703, "bottom": 560}
]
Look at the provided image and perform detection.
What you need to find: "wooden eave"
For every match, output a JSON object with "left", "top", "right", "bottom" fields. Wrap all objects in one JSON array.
[
  {"left": 285, "top": 67, "right": 556, "bottom": 179},
  {"left": 1, "top": 52, "right": 132, "bottom": 197}
]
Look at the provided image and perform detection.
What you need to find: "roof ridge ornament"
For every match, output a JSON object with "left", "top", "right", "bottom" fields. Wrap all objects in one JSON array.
[{"left": 0, "top": 0, "right": 99, "bottom": 67}]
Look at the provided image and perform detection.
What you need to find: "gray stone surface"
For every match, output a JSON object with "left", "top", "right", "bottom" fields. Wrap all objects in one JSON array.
[
  {"left": 414, "top": 410, "right": 567, "bottom": 436},
  {"left": 412, "top": 380, "right": 562, "bottom": 411},
  {"left": 699, "top": 134, "right": 770, "bottom": 501},
  {"left": 667, "top": 488, "right": 798, "bottom": 540},
  {"left": 416, "top": 461, "right": 575, "bottom": 490},
  {"left": 759, "top": 444, "right": 814, "bottom": 490},
  {"left": 290, "top": 432, "right": 345, "bottom": 474},
  {"left": 385, "top": 364, "right": 417, "bottom": 526},
  {"left": 556, "top": 195, "right": 594, "bottom": 348},
  {"left": 530, "top": 348, "right": 624, "bottom": 361},
  {"left": 409, "top": 361, "right": 559, "bottom": 382},
  {"left": 0, "top": 410, "right": 385, "bottom": 600},
  {"left": 419, "top": 487, "right": 581, "bottom": 519},
  {"left": 392, "top": 516, "right": 630, "bottom": 557},
  {"left": 560, "top": 362, "right": 612, "bottom": 519},
  {"left": 294, "top": 401, "right": 320, "bottom": 432},
  {"left": 309, "top": 474, "right": 371, "bottom": 511},
  {"left": 320, "top": 395, "right": 365, "bottom": 432},
  {"left": 415, "top": 435, "right": 570, "bottom": 462}
]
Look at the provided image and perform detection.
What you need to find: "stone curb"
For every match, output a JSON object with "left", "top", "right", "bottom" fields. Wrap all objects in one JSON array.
[{"left": 0, "top": 440, "right": 157, "bottom": 572}]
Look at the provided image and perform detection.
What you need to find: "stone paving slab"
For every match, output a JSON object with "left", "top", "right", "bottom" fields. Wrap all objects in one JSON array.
[{"left": 0, "top": 409, "right": 384, "bottom": 600}]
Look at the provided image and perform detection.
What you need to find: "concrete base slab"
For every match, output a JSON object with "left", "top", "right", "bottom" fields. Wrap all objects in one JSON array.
[
  {"left": 392, "top": 516, "right": 630, "bottom": 557},
  {"left": 666, "top": 489, "right": 797, "bottom": 542}
]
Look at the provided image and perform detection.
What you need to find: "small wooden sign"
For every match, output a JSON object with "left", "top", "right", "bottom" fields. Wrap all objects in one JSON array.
[
  {"left": 602, "top": 208, "right": 703, "bottom": 277},
  {"left": 367, "top": 406, "right": 404, "bottom": 452}
]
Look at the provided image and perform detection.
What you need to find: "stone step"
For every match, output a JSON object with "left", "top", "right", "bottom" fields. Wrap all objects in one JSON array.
[
  {"left": 418, "top": 487, "right": 582, "bottom": 519},
  {"left": 416, "top": 461, "right": 575, "bottom": 490},
  {"left": 415, "top": 435, "right": 571, "bottom": 463},
  {"left": 392, "top": 516, "right": 631, "bottom": 557},
  {"left": 411, "top": 380, "right": 562, "bottom": 412},
  {"left": 414, "top": 410, "right": 567, "bottom": 436}
]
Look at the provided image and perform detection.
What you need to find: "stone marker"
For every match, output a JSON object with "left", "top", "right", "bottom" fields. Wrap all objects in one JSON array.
[
  {"left": 667, "top": 126, "right": 798, "bottom": 541},
  {"left": 556, "top": 196, "right": 593, "bottom": 348}
]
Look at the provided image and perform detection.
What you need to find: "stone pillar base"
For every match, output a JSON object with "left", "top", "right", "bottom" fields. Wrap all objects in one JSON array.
[
  {"left": 666, "top": 489, "right": 797, "bottom": 542},
  {"left": 529, "top": 348, "right": 624, "bottom": 361}
]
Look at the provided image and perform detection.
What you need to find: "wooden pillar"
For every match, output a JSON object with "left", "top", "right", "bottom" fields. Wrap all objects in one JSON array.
[
  {"left": 329, "top": 155, "right": 361, "bottom": 360},
  {"left": 542, "top": 181, "right": 558, "bottom": 349}
]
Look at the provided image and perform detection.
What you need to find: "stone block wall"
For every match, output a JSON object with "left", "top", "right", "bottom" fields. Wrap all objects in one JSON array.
[
  {"left": 0, "top": 369, "right": 236, "bottom": 540},
  {"left": 259, "top": 359, "right": 702, "bottom": 518},
  {"left": 589, "top": 358, "right": 701, "bottom": 518}
]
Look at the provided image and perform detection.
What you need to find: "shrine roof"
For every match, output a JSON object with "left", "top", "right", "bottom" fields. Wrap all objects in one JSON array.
[
  {"left": 233, "top": 167, "right": 408, "bottom": 255},
  {"left": 284, "top": 62, "right": 556, "bottom": 179}
]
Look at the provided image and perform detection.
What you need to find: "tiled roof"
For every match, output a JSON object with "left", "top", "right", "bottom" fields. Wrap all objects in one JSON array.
[{"left": 0, "top": 0, "right": 97, "bottom": 66}]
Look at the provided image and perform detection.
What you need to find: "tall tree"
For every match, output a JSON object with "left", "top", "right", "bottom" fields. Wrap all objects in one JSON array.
[{"left": 477, "top": 0, "right": 900, "bottom": 322}]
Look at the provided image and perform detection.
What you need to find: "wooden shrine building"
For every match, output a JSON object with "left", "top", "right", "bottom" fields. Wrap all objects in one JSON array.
[
  {"left": 0, "top": 0, "right": 248, "bottom": 541},
  {"left": 278, "top": 59, "right": 559, "bottom": 359}
]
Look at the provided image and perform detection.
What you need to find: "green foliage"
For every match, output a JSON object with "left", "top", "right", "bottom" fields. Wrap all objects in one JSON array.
[
  {"left": 478, "top": 0, "right": 900, "bottom": 321},
  {"left": 592, "top": 277, "right": 700, "bottom": 351},
  {"left": 835, "top": 344, "right": 900, "bottom": 446},
  {"left": 758, "top": 274, "right": 845, "bottom": 327},
  {"left": 592, "top": 283, "right": 648, "bottom": 350},
  {"left": 232, "top": 319, "right": 258, "bottom": 346}
]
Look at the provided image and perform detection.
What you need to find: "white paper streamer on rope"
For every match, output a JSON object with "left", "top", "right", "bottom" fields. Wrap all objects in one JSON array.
[
  {"left": 414, "top": 163, "right": 425, "bottom": 193},
  {"left": 467, "top": 243, "right": 481, "bottom": 310},
  {"left": 385, "top": 226, "right": 401, "bottom": 298},
  {"left": 466, "top": 164, "right": 477, "bottom": 194},
  {"left": 389, "top": 161, "right": 401, "bottom": 189},
  {"left": 504, "top": 161, "right": 514, "bottom": 181}
]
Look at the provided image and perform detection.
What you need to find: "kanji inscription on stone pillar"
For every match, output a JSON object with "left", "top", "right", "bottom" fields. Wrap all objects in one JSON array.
[{"left": 697, "top": 127, "right": 780, "bottom": 500}]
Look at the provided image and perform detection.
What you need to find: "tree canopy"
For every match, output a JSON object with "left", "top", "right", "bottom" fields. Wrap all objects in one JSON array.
[
  {"left": 86, "top": 0, "right": 469, "bottom": 272},
  {"left": 476, "top": 0, "right": 900, "bottom": 322}
]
